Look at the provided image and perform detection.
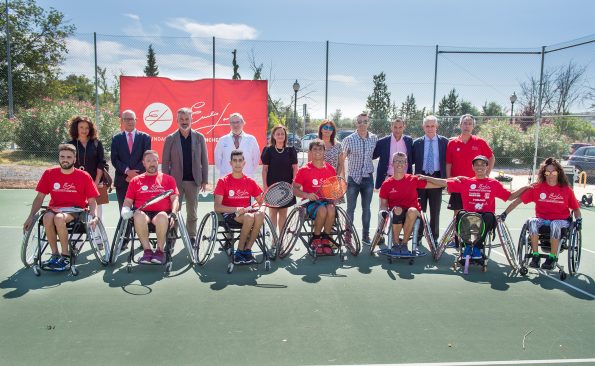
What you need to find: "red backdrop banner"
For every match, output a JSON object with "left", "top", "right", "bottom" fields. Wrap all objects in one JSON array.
[{"left": 120, "top": 77, "right": 268, "bottom": 163}]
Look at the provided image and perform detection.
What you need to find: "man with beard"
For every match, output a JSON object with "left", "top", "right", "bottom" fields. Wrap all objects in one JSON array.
[
  {"left": 23, "top": 144, "right": 99, "bottom": 271},
  {"left": 121, "top": 150, "right": 180, "bottom": 265}
]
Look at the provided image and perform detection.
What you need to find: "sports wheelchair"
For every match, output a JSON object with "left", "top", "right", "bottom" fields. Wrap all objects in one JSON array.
[
  {"left": 277, "top": 204, "right": 360, "bottom": 262},
  {"left": 369, "top": 209, "right": 436, "bottom": 265},
  {"left": 109, "top": 211, "right": 194, "bottom": 274},
  {"left": 517, "top": 218, "right": 581, "bottom": 280},
  {"left": 21, "top": 207, "right": 110, "bottom": 276},
  {"left": 433, "top": 211, "right": 518, "bottom": 273},
  {"left": 195, "top": 211, "right": 277, "bottom": 273}
]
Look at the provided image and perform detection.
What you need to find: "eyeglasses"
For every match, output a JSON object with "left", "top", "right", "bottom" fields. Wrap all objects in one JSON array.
[
  {"left": 229, "top": 120, "right": 242, "bottom": 125},
  {"left": 393, "top": 160, "right": 407, "bottom": 165},
  {"left": 544, "top": 170, "right": 559, "bottom": 177},
  {"left": 357, "top": 119, "right": 369, "bottom": 125},
  {"left": 322, "top": 125, "right": 334, "bottom": 131},
  {"left": 122, "top": 117, "right": 135, "bottom": 121}
]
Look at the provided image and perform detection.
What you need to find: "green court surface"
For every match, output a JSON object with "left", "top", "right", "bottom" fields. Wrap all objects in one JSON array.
[{"left": 1, "top": 189, "right": 594, "bottom": 366}]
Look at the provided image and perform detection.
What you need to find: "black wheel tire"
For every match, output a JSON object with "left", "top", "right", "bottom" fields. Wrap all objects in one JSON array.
[{"left": 520, "top": 267, "right": 528, "bottom": 276}]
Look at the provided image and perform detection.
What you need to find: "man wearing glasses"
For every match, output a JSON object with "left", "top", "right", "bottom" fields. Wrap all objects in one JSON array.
[
  {"left": 214, "top": 112, "right": 260, "bottom": 179},
  {"left": 342, "top": 112, "right": 378, "bottom": 245}
]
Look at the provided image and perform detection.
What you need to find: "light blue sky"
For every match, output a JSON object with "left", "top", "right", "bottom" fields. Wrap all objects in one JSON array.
[{"left": 39, "top": 0, "right": 595, "bottom": 117}]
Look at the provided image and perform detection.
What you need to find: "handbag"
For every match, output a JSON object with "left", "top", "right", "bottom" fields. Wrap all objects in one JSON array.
[
  {"left": 94, "top": 140, "right": 113, "bottom": 192},
  {"left": 96, "top": 184, "right": 110, "bottom": 205}
]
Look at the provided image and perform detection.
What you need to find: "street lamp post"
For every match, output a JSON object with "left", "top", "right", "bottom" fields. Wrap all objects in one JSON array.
[
  {"left": 293, "top": 80, "right": 300, "bottom": 147},
  {"left": 510, "top": 92, "right": 517, "bottom": 124}
]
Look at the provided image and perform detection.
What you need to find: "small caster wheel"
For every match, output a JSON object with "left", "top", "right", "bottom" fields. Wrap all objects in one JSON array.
[
  {"left": 520, "top": 267, "right": 528, "bottom": 276},
  {"left": 409, "top": 259, "right": 414, "bottom": 265},
  {"left": 559, "top": 271, "right": 567, "bottom": 281},
  {"left": 71, "top": 266, "right": 79, "bottom": 276},
  {"left": 165, "top": 262, "right": 173, "bottom": 274},
  {"left": 388, "top": 257, "right": 393, "bottom": 264},
  {"left": 481, "top": 266, "right": 488, "bottom": 273},
  {"left": 264, "top": 261, "right": 271, "bottom": 271},
  {"left": 33, "top": 266, "right": 41, "bottom": 276},
  {"left": 126, "top": 265, "right": 132, "bottom": 273},
  {"left": 227, "top": 263, "right": 234, "bottom": 274}
]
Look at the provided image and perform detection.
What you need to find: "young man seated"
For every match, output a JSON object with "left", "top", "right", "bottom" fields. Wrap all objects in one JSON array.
[
  {"left": 420, "top": 155, "right": 528, "bottom": 262},
  {"left": 23, "top": 143, "right": 99, "bottom": 271},
  {"left": 501, "top": 157, "right": 582, "bottom": 270},
  {"left": 214, "top": 149, "right": 264, "bottom": 265},
  {"left": 379, "top": 152, "right": 443, "bottom": 255},
  {"left": 293, "top": 139, "right": 338, "bottom": 255},
  {"left": 121, "top": 150, "right": 179, "bottom": 265}
]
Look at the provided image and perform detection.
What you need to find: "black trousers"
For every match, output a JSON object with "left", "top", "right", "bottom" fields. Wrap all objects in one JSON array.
[
  {"left": 417, "top": 187, "right": 443, "bottom": 239},
  {"left": 116, "top": 183, "right": 129, "bottom": 211}
]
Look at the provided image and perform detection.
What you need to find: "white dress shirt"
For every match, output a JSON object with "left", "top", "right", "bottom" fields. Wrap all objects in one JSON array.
[{"left": 214, "top": 131, "right": 260, "bottom": 178}]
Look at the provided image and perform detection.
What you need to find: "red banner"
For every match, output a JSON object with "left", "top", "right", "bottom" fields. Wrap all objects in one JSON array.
[{"left": 120, "top": 77, "right": 268, "bottom": 164}]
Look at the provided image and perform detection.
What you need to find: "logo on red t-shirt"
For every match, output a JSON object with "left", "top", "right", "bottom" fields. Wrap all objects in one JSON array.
[
  {"left": 312, "top": 179, "right": 319, "bottom": 186},
  {"left": 52, "top": 182, "right": 77, "bottom": 193}
]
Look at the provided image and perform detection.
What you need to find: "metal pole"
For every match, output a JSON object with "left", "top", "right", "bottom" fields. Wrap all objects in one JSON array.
[
  {"left": 293, "top": 90, "right": 297, "bottom": 142},
  {"left": 325, "top": 40, "right": 329, "bottom": 119},
  {"left": 93, "top": 32, "right": 100, "bottom": 125},
  {"left": 510, "top": 102, "right": 514, "bottom": 123},
  {"left": 432, "top": 45, "right": 438, "bottom": 114},
  {"left": 531, "top": 46, "right": 546, "bottom": 182},
  {"left": 5, "top": 0, "right": 13, "bottom": 117},
  {"left": 211, "top": 36, "right": 216, "bottom": 188}
]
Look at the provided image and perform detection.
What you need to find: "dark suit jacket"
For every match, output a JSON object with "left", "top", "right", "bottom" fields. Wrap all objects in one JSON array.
[
  {"left": 412, "top": 135, "right": 448, "bottom": 178},
  {"left": 372, "top": 134, "right": 413, "bottom": 189},
  {"left": 161, "top": 129, "right": 209, "bottom": 187},
  {"left": 110, "top": 130, "right": 152, "bottom": 188}
]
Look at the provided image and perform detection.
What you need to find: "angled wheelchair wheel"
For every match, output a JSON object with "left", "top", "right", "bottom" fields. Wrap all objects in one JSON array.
[
  {"left": 336, "top": 206, "right": 360, "bottom": 256},
  {"left": 262, "top": 214, "right": 279, "bottom": 260},
  {"left": 176, "top": 212, "right": 197, "bottom": 265},
  {"left": 517, "top": 222, "right": 530, "bottom": 275},
  {"left": 85, "top": 214, "right": 110, "bottom": 266},
  {"left": 21, "top": 211, "right": 46, "bottom": 268},
  {"left": 110, "top": 217, "right": 129, "bottom": 265},
  {"left": 278, "top": 207, "right": 304, "bottom": 259},
  {"left": 196, "top": 212, "right": 217, "bottom": 266},
  {"left": 370, "top": 213, "right": 387, "bottom": 255},
  {"left": 567, "top": 224, "right": 581, "bottom": 276},
  {"left": 495, "top": 217, "right": 518, "bottom": 270},
  {"left": 434, "top": 218, "right": 455, "bottom": 262},
  {"left": 421, "top": 212, "right": 437, "bottom": 256}
]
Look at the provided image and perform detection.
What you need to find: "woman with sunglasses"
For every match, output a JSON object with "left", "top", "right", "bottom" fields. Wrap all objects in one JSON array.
[
  {"left": 501, "top": 157, "right": 582, "bottom": 270},
  {"left": 308, "top": 120, "right": 345, "bottom": 179}
]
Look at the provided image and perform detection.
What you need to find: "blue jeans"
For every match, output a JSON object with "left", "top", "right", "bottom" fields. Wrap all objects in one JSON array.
[{"left": 346, "top": 176, "right": 374, "bottom": 240}]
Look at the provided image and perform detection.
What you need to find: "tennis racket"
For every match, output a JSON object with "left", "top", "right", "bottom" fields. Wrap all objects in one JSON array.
[
  {"left": 302, "top": 176, "right": 347, "bottom": 204},
  {"left": 121, "top": 189, "right": 174, "bottom": 219},
  {"left": 238, "top": 182, "right": 294, "bottom": 215}
]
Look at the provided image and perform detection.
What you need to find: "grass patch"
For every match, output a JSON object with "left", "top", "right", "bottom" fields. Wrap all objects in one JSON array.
[{"left": 0, "top": 150, "right": 55, "bottom": 166}]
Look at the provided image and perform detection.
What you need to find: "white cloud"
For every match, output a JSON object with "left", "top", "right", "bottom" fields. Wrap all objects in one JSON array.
[
  {"left": 121, "top": 13, "right": 162, "bottom": 39},
  {"left": 328, "top": 74, "right": 357, "bottom": 85},
  {"left": 123, "top": 13, "right": 140, "bottom": 21},
  {"left": 166, "top": 18, "right": 258, "bottom": 40}
]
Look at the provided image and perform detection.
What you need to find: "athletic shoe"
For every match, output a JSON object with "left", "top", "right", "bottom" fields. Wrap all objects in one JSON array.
[
  {"left": 42, "top": 254, "right": 60, "bottom": 270},
  {"left": 310, "top": 238, "right": 322, "bottom": 250},
  {"left": 446, "top": 240, "right": 457, "bottom": 249},
  {"left": 139, "top": 249, "right": 153, "bottom": 264},
  {"left": 55, "top": 256, "right": 71, "bottom": 271},
  {"left": 529, "top": 254, "right": 541, "bottom": 268},
  {"left": 233, "top": 251, "right": 246, "bottom": 264},
  {"left": 362, "top": 237, "right": 371, "bottom": 246},
  {"left": 400, "top": 244, "right": 411, "bottom": 255},
  {"left": 244, "top": 251, "right": 257, "bottom": 264},
  {"left": 151, "top": 250, "right": 166, "bottom": 264},
  {"left": 390, "top": 244, "right": 401, "bottom": 253},
  {"left": 472, "top": 247, "right": 482, "bottom": 259},
  {"left": 541, "top": 256, "right": 557, "bottom": 270}
]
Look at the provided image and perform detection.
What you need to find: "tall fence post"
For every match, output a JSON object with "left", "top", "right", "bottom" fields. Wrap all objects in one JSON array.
[
  {"left": 210, "top": 36, "right": 216, "bottom": 187},
  {"left": 94, "top": 32, "right": 100, "bottom": 125},
  {"left": 432, "top": 45, "right": 439, "bottom": 114},
  {"left": 325, "top": 40, "right": 329, "bottom": 119},
  {"left": 4, "top": 0, "right": 14, "bottom": 117},
  {"left": 531, "top": 46, "right": 546, "bottom": 182}
]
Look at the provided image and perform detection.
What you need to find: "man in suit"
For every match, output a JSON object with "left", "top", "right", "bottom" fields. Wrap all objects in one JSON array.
[
  {"left": 162, "top": 107, "right": 209, "bottom": 246},
  {"left": 412, "top": 115, "right": 448, "bottom": 240},
  {"left": 373, "top": 117, "right": 413, "bottom": 189},
  {"left": 111, "top": 109, "right": 152, "bottom": 209},
  {"left": 214, "top": 112, "right": 260, "bottom": 179}
]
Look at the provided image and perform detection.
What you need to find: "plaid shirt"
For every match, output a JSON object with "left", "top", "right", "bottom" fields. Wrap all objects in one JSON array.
[{"left": 342, "top": 131, "right": 378, "bottom": 184}]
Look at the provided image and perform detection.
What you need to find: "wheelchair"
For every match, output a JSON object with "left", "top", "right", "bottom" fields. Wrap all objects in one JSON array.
[
  {"left": 433, "top": 212, "right": 518, "bottom": 273},
  {"left": 195, "top": 211, "right": 277, "bottom": 273},
  {"left": 369, "top": 209, "right": 436, "bottom": 265},
  {"left": 277, "top": 204, "right": 360, "bottom": 262},
  {"left": 109, "top": 210, "right": 194, "bottom": 274},
  {"left": 21, "top": 207, "right": 110, "bottom": 276},
  {"left": 517, "top": 218, "right": 581, "bottom": 281}
]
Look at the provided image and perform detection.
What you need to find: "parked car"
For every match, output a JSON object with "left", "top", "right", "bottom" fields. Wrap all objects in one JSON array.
[
  {"left": 300, "top": 133, "right": 318, "bottom": 151},
  {"left": 563, "top": 142, "right": 592, "bottom": 160},
  {"left": 567, "top": 145, "right": 595, "bottom": 180},
  {"left": 266, "top": 131, "right": 301, "bottom": 150},
  {"left": 336, "top": 130, "right": 355, "bottom": 142}
]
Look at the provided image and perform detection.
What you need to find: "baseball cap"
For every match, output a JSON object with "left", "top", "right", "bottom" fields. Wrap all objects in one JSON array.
[{"left": 472, "top": 155, "right": 489, "bottom": 164}]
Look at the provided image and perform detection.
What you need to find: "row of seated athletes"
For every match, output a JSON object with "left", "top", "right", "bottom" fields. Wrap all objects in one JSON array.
[{"left": 21, "top": 144, "right": 583, "bottom": 279}]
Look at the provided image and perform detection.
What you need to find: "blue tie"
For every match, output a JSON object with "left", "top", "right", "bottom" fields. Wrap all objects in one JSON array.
[{"left": 425, "top": 138, "right": 434, "bottom": 175}]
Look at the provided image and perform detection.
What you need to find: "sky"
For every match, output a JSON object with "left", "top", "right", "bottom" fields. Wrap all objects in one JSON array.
[{"left": 37, "top": 0, "right": 595, "bottom": 118}]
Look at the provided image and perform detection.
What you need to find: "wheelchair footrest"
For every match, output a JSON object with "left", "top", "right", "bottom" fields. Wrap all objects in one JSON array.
[{"left": 378, "top": 248, "right": 426, "bottom": 258}]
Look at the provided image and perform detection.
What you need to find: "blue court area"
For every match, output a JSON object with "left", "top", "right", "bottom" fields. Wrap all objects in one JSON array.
[{"left": 1, "top": 189, "right": 594, "bottom": 366}]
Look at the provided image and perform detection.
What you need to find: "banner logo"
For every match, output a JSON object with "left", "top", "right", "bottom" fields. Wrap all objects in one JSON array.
[{"left": 143, "top": 102, "right": 173, "bottom": 133}]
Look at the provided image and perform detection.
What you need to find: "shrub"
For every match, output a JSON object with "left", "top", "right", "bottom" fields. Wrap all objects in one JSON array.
[{"left": 0, "top": 109, "right": 17, "bottom": 150}]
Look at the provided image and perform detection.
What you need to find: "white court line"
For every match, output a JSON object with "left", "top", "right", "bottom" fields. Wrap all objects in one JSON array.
[
  {"left": 490, "top": 249, "right": 595, "bottom": 299},
  {"left": 317, "top": 358, "right": 595, "bottom": 366}
]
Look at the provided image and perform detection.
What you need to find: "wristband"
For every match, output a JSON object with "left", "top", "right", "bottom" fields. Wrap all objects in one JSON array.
[{"left": 121, "top": 206, "right": 133, "bottom": 219}]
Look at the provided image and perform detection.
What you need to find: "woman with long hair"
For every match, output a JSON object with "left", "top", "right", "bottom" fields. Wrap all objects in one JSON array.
[{"left": 308, "top": 120, "right": 345, "bottom": 178}]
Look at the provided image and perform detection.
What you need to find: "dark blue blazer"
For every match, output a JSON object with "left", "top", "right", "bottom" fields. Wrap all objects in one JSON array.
[
  {"left": 373, "top": 134, "right": 413, "bottom": 189},
  {"left": 110, "top": 130, "right": 152, "bottom": 188},
  {"left": 412, "top": 135, "right": 448, "bottom": 178}
]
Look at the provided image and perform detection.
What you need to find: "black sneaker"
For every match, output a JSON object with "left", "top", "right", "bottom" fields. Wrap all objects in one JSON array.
[
  {"left": 55, "top": 256, "right": 71, "bottom": 271},
  {"left": 233, "top": 251, "right": 246, "bottom": 264},
  {"left": 42, "top": 254, "right": 60, "bottom": 270},
  {"left": 529, "top": 255, "right": 540, "bottom": 268},
  {"left": 244, "top": 251, "right": 257, "bottom": 264},
  {"left": 541, "top": 256, "right": 557, "bottom": 270}
]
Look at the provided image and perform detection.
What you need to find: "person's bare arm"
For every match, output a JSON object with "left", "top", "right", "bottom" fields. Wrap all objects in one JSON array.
[
  {"left": 292, "top": 182, "right": 317, "bottom": 201},
  {"left": 487, "top": 156, "right": 495, "bottom": 177},
  {"left": 214, "top": 194, "right": 248, "bottom": 215},
  {"left": 23, "top": 192, "right": 46, "bottom": 232}
]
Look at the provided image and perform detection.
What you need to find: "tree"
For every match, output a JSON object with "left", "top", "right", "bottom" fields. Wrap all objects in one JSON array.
[
  {"left": 57, "top": 74, "right": 94, "bottom": 102},
  {"left": 553, "top": 61, "right": 586, "bottom": 114},
  {"left": 231, "top": 49, "right": 241, "bottom": 80},
  {"left": 330, "top": 109, "right": 342, "bottom": 123},
  {"left": 459, "top": 100, "right": 480, "bottom": 116},
  {"left": 366, "top": 72, "right": 391, "bottom": 135},
  {"left": 437, "top": 88, "right": 461, "bottom": 137},
  {"left": 0, "top": 0, "right": 76, "bottom": 108},
  {"left": 481, "top": 101, "right": 504, "bottom": 117},
  {"left": 143, "top": 44, "right": 159, "bottom": 76}
]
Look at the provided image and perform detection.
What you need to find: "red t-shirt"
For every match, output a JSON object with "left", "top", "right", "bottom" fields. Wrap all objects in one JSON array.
[
  {"left": 36, "top": 167, "right": 99, "bottom": 208},
  {"left": 379, "top": 174, "right": 427, "bottom": 211},
  {"left": 446, "top": 135, "right": 493, "bottom": 177},
  {"left": 520, "top": 183, "right": 579, "bottom": 220},
  {"left": 214, "top": 174, "right": 263, "bottom": 208},
  {"left": 125, "top": 172, "right": 178, "bottom": 212},
  {"left": 447, "top": 177, "right": 510, "bottom": 213},
  {"left": 293, "top": 162, "right": 337, "bottom": 195}
]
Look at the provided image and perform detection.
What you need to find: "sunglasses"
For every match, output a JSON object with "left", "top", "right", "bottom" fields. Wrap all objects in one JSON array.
[
  {"left": 322, "top": 125, "right": 334, "bottom": 131},
  {"left": 544, "top": 170, "right": 559, "bottom": 177},
  {"left": 357, "top": 120, "right": 369, "bottom": 125},
  {"left": 392, "top": 160, "right": 407, "bottom": 165}
]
